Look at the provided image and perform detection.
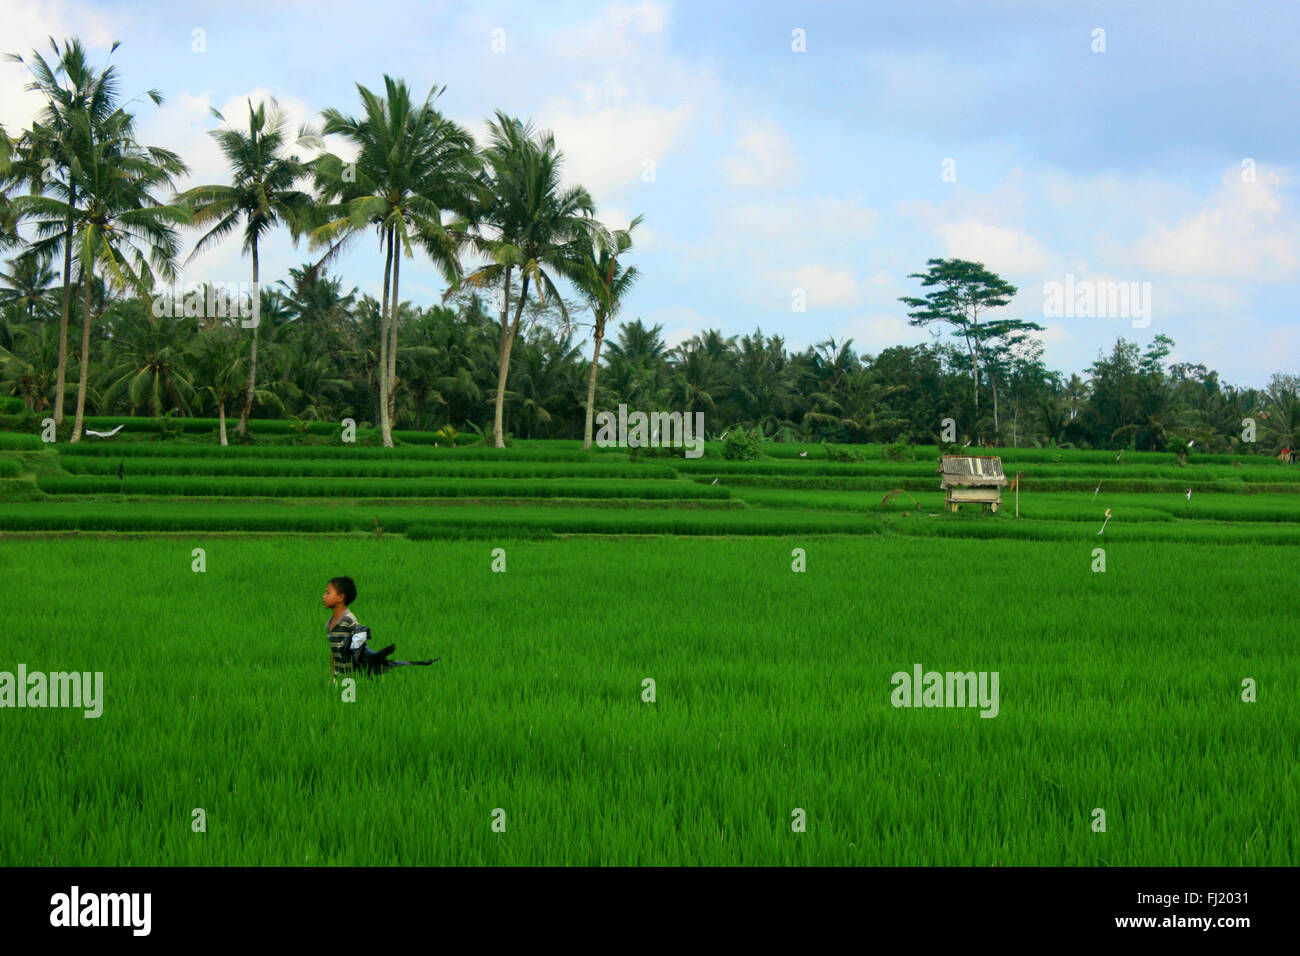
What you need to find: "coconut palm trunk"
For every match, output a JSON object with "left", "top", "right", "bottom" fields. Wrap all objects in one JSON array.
[
  {"left": 218, "top": 399, "right": 228, "bottom": 446},
  {"left": 235, "top": 241, "right": 260, "bottom": 437},
  {"left": 583, "top": 322, "right": 605, "bottom": 450},
  {"left": 70, "top": 270, "right": 92, "bottom": 442},
  {"left": 575, "top": 217, "right": 640, "bottom": 449},
  {"left": 386, "top": 236, "right": 401, "bottom": 434},
  {"left": 378, "top": 227, "right": 394, "bottom": 447},
  {"left": 54, "top": 208, "right": 74, "bottom": 425},
  {"left": 489, "top": 269, "right": 513, "bottom": 448},
  {"left": 493, "top": 273, "right": 530, "bottom": 448}
]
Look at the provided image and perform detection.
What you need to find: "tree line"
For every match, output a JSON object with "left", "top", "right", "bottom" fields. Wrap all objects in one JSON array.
[{"left": 1, "top": 38, "right": 1296, "bottom": 454}]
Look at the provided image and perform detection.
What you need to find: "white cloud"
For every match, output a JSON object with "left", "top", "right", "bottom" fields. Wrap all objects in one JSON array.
[
  {"left": 535, "top": 1, "right": 720, "bottom": 205},
  {"left": 573, "top": 72, "right": 630, "bottom": 111},
  {"left": 934, "top": 219, "right": 1051, "bottom": 275},
  {"left": 723, "top": 118, "right": 800, "bottom": 189},
  {"left": 1131, "top": 164, "right": 1298, "bottom": 280},
  {"left": 539, "top": 96, "right": 691, "bottom": 198},
  {"left": 784, "top": 264, "right": 859, "bottom": 308}
]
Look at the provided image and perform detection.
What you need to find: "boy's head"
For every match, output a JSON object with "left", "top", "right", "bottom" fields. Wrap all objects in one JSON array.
[{"left": 323, "top": 576, "right": 356, "bottom": 609}]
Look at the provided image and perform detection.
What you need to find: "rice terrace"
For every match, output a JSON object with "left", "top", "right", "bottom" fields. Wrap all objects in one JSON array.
[
  {"left": 2, "top": 421, "right": 1297, "bottom": 867},
  {"left": 1, "top": 2, "right": 1298, "bottom": 884}
]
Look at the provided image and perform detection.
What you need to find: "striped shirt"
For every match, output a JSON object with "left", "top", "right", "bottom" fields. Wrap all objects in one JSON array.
[{"left": 328, "top": 610, "right": 360, "bottom": 676}]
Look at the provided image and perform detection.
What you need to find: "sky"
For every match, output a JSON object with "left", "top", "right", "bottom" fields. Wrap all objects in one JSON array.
[{"left": 2, "top": 0, "right": 1296, "bottom": 387}]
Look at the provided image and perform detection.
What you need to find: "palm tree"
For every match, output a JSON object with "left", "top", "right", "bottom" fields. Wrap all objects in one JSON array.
[
  {"left": 835, "top": 374, "right": 908, "bottom": 443},
  {"left": 0, "top": 254, "right": 58, "bottom": 321},
  {"left": 1262, "top": 374, "right": 1300, "bottom": 453},
  {"left": 1110, "top": 375, "right": 1185, "bottom": 451},
  {"left": 98, "top": 300, "right": 198, "bottom": 417},
  {"left": 314, "top": 77, "right": 478, "bottom": 446},
  {"left": 796, "top": 338, "right": 861, "bottom": 439},
  {"left": 457, "top": 110, "right": 602, "bottom": 447},
  {"left": 602, "top": 319, "right": 671, "bottom": 409},
  {"left": 510, "top": 328, "right": 583, "bottom": 439},
  {"left": 735, "top": 329, "right": 797, "bottom": 434},
  {"left": 188, "top": 322, "right": 246, "bottom": 444},
  {"left": 13, "top": 106, "right": 189, "bottom": 440},
  {"left": 179, "top": 98, "right": 318, "bottom": 438},
  {"left": 1036, "top": 395, "right": 1069, "bottom": 445},
  {"left": 0, "top": 125, "right": 15, "bottom": 248},
  {"left": 810, "top": 337, "right": 859, "bottom": 393},
  {"left": 398, "top": 305, "right": 489, "bottom": 431},
  {"left": 573, "top": 215, "right": 640, "bottom": 449},
  {"left": 5, "top": 38, "right": 151, "bottom": 426},
  {"left": 668, "top": 341, "right": 723, "bottom": 417},
  {"left": 0, "top": 318, "right": 60, "bottom": 411},
  {"left": 277, "top": 263, "right": 357, "bottom": 346}
]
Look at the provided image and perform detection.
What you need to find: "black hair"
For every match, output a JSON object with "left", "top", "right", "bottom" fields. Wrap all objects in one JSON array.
[{"left": 328, "top": 576, "right": 356, "bottom": 605}]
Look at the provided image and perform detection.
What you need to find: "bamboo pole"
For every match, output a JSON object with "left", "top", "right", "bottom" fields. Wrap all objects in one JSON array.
[{"left": 1015, "top": 472, "right": 1021, "bottom": 517}]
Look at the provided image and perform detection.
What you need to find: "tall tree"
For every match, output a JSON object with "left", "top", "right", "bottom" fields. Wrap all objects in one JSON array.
[
  {"left": 975, "top": 317, "right": 1044, "bottom": 439},
  {"left": 0, "top": 126, "right": 19, "bottom": 252},
  {"left": 179, "top": 99, "right": 318, "bottom": 437},
  {"left": 899, "top": 258, "right": 1018, "bottom": 438},
  {"left": 574, "top": 215, "right": 640, "bottom": 449},
  {"left": 314, "top": 78, "right": 477, "bottom": 446},
  {"left": 458, "top": 111, "right": 601, "bottom": 448},
  {"left": 188, "top": 321, "right": 246, "bottom": 445},
  {"left": 5, "top": 38, "right": 151, "bottom": 425},
  {"left": 13, "top": 106, "right": 188, "bottom": 440}
]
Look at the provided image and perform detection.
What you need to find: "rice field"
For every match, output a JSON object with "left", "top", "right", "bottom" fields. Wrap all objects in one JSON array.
[
  {"left": 1, "top": 429, "right": 1297, "bottom": 865},
  {"left": 1, "top": 536, "right": 1295, "bottom": 866}
]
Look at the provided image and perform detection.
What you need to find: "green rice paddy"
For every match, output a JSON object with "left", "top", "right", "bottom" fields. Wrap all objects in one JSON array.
[{"left": 1, "top": 430, "right": 1297, "bottom": 865}]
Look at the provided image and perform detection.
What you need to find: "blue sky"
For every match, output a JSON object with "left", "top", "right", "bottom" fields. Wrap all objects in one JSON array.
[{"left": 3, "top": 0, "right": 1296, "bottom": 386}]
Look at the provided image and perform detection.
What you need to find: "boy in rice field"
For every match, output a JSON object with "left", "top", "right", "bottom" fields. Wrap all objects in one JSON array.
[
  {"left": 323, "top": 576, "right": 359, "bottom": 682},
  {"left": 323, "top": 576, "right": 437, "bottom": 681}
]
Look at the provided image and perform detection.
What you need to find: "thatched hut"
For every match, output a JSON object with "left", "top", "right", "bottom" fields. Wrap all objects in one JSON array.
[{"left": 938, "top": 455, "right": 1009, "bottom": 513}]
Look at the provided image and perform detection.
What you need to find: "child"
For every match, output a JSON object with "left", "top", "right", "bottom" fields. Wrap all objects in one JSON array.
[{"left": 323, "top": 576, "right": 359, "bottom": 681}]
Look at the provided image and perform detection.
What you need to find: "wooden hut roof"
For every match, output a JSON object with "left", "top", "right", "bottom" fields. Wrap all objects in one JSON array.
[{"left": 937, "top": 454, "right": 1009, "bottom": 488}]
